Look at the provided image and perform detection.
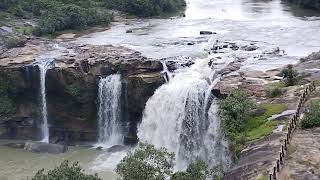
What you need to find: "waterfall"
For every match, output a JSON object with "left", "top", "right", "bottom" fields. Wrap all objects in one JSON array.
[
  {"left": 161, "top": 61, "right": 172, "bottom": 82},
  {"left": 38, "top": 58, "right": 54, "bottom": 143},
  {"left": 97, "top": 74, "right": 123, "bottom": 147},
  {"left": 138, "top": 57, "right": 231, "bottom": 170}
]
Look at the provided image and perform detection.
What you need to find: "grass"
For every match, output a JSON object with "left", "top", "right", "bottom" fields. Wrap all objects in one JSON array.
[
  {"left": 231, "top": 103, "right": 287, "bottom": 160},
  {"left": 244, "top": 103, "right": 286, "bottom": 141},
  {"left": 14, "top": 26, "right": 33, "bottom": 35}
]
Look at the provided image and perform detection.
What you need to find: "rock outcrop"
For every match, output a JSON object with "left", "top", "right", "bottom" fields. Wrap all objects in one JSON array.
[
  {"left": 0, "top": 43, "right": 165, "bottom": 145},
  {"left": 24, "top": 141, "right": 67, "bottom": 154}
]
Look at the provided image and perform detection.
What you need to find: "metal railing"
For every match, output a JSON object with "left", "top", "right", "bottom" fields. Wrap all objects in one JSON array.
[{"left": 268, "top": 81, "right": 317, "bottom": 180}]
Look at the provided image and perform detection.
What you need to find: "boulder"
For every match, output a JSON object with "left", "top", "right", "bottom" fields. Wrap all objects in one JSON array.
[
  {"left": 24, "top": 141, "right": 68, "bottom": 154},
  {"left": 242, "top": 45, "right": 258, "bottom": 51},
  {"left": 126, "top": 29, "right": 133, "bottom": 33},
  {"left": 200, "top": 31, "right": 215, "bottom": 35}
]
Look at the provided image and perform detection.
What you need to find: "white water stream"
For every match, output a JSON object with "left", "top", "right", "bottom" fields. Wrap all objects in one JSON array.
[
  {"left": 38, "top": 58, "right": 54, "bottom": 143},
  {"left": 96, "top": 74, "right": 123, "bottom": 148}
]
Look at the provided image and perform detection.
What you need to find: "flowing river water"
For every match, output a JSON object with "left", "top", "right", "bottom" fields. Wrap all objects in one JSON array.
[{"left": 1, "top": 0, "right": 320, "bottom": 179}]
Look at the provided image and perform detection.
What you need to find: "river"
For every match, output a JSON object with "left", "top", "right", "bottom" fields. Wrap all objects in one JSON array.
[{"left": 1, "top": 0, "right": 320, "bottom": 179}]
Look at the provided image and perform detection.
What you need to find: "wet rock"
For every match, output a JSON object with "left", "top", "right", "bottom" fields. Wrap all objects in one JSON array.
[
  {"left": 107, "top": 145, "right": 127, "bottom": 152},
  {"left": 200, "top": 31, "right": 215, "bottom": 35},
  {"left": 24, "top": 141, "right": 68, "bottom": 154},
  {"left": 126, "top": 29, "right": 133, "bottom": 33},
  {"left": 300, "top": 50, "right": 320, "bottom": 62},
  {"left": 6, "top": 142, "right": 25, "bottom": 149},
  {"left": 242, "top": 45, "right": 258, "bottom": 51},
  {"left": 96, "top": 146, "right": 103, "bottom": 151},
  {"left": 187, "top": 42, "right": 195, "bottom": 45},
  {"left": 230, "top": 43, "right": 239, "bottom": 50}
]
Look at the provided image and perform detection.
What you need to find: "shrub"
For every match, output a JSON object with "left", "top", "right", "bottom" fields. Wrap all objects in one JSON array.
[
  {"left": 219, "top": 89, "right": 255, "bottom": 135},
  {"left": 265, "top": 86, "right": 282, "bottom": 98},
  {"left": 32, "top": 160, "right": 101, "bottom": 180},
  {"left": 116, "top": 142, "right": 174, "bottom": 180},
  {"left": 4, "top": 36, "right": 27, "bottom": 48},
  {"left": 301, "top": 100, "right": 320, "bottom": 128},
  {"left": 0, "top": 96, "right": 14, "bottom": 114},
  {"left": 281, "top": 64, "right": 299, "bottom": 86}
]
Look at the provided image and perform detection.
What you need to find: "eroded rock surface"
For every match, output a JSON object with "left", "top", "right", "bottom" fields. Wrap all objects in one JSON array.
[{"left": 0, "top": 43, "right": 165, "bottom": 144}]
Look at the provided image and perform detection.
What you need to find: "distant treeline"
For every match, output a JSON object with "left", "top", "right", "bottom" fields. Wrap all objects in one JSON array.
[
  {"left": 0, "top": 0, "right": 186, "bottom": 36},
  {"left": 103, "top": 0, "right": 186, "bottom": 17},
  {"left": 283, "top": 0, "right": 320, "bottom": 10}
]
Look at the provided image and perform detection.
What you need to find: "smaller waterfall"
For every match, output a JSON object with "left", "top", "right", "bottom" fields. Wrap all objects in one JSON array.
[
  {"left": 97, "top": 74, "right": 123, "bottom": 147},
  {"left": 161, "top": 61, "right": 172, "bottom": 82},
  {"left": 38, "top": 58, "right": 54, "bottom": 143}
]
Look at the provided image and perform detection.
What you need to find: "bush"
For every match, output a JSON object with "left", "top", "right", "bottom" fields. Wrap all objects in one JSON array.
[
  {"left": 266, "top": 87, "right": 282, "bottom": 98},
  {"left": 32, "top": 160, "right": 101, "bottom": 180},
  {"left": 301, "top": 100, "right": 320, "bottom": 128},
  {"left": 116, "top": 143, "right": 174, "bottom": 180},
  {"left": 281, "top": 64, "right": 299, "bottom": 86},
  {"left": 219, "top": 89, "right": 255, "bottom": 135},
  {"left": 171, "top": 160, "right": 217, "bottom": 180}
]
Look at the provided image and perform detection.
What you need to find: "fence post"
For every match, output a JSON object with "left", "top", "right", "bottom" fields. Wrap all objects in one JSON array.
[
  {"left": 280, "top": 152, "right": 283, "bottom": 165},
  {"left": 277, "top": 160, "right": 280, "bottom": 172},
  {"left": 284, "top": 139, "right": 287, "bottom": 149},
  {"left": 273, "top": 167, "right": 277, "bottom": 179}
]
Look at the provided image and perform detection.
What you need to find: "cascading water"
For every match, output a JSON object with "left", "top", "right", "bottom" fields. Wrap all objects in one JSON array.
[
  {"left": 138, "top": 56, "right": 231, "bottom": 170},
  {"left": 97, "top": 74, "right": 123, "bottom": 148},
  {"left": 37, "top": 58, "right": 54, "bottom": 143}
]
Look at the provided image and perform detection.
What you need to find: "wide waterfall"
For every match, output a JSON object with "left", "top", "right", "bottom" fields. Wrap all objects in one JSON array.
[
  {"left": 138, "top": 57, "right": 231, "bottom": 170},
  {"left": 37, "top": 58, "right": 54, "bottom": 143},
  {"left": 97, "top": 74, "right": 123, "bottom": 147}
]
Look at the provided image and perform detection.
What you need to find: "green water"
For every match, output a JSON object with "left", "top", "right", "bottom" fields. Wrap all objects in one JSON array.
[{"left": 0, "top": 141, "right": 117, "bottom": 180}]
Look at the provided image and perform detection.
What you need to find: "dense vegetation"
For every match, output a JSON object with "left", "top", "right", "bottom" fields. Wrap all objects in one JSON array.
[
  {"left": 0, "top": 0, "right": 112, "bottom": 35},
  {"left": 32, "top": 160, "right": 101, "bottom": 180},
  {"left": 103, "top": 0, "right": 186, "bottom": 17},
  {"left": 301, "top": 100, "right": 320, "bottom": 128},
  {"left": 0, "top": 71, "right": 19, "bottom": 114},
  {"left": 0, "top": 0, "right": 186, "bottom": 35},
  {"left": 116, "top": 143, "right": 220, "bottom": 180},
  {"left": 219, "top": 89, "right": 286, "bottom": 159}
]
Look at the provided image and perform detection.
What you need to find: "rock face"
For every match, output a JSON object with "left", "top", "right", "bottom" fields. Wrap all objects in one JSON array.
[
  {"left": 0, "top": 44, "right": 165, "bottom": 145},
  {"left": 24, "top": 141, "right": 67, "bottom": 154}
]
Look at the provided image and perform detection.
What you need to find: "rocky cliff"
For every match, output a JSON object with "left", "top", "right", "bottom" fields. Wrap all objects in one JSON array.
[{"left": 0, "top": 42, "right": 165, "bottom": 145}]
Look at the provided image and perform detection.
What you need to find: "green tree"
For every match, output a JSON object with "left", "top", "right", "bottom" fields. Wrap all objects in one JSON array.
[
  {"left": 116, "top": 142, "right": 175, "bottom": 180},
  {"left": 281, "top": 64, "right": 299, "bottom": 86},
  {"left": 171, "top": 160, "right": 214, "bottom": 180},
  {"left": 32, "top": 160, "right": 101, "bottom": 180},
  {"left": 219, "top": 89, "right": 255, "bottom": 135},
  {"left": 301, "top": 100, "right": 320, "bottom": 128}
]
